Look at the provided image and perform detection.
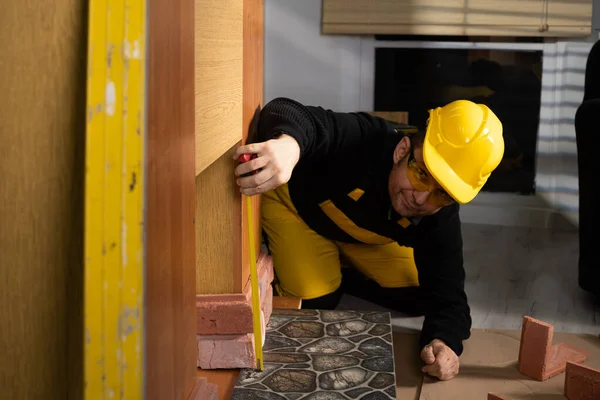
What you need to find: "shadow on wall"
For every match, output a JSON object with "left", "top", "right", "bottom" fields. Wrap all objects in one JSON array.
[{"left": 460, "top": 221, "right": 598, "bottom": 333}]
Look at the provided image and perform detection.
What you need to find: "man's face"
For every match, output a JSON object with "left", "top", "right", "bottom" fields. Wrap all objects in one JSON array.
[{"left": 388, "top": 136, "right": 455, "bottom": 217}]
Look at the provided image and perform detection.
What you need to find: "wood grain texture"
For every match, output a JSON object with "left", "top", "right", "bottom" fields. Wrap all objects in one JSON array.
[
  {"left": 147, "top": 0, "right": 197, "bottom": 398},
  {"left": 272, "top": 296, "right": 302, "bottom": 310},
  {"left": 0, "top": 1, "right": 86, "bottom": 399},
  {"left": 195, "top": 0, "right": 264, "bottom": 295},
  {"left": 195, "top": 369, "right": 239, "bottom": 400},
  {"left": 195, "top": 146, "right": 243, "bottom": 294},
  {"left": 241, "top": 0, "right": 264, "bottom": 290},
  {"left": 195, "top": 0, "right": 244, "bottom": 175}
]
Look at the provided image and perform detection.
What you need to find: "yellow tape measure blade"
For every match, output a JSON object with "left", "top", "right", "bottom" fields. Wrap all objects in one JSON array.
[{"left": 246, "top": 194, "right": 264, "bottom": 371}]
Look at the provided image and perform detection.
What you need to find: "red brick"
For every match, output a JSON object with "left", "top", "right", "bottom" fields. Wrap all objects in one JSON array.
[
  {"left": 196, "top": 293, "right": 253, "bottom": 335},
  {"left": 196, "top": 249, "right": 274, "bottom": 368},
  {"left": 262, "top": 284, "right": 274, "bottom": 325},
  {"left": 518, "top": 316, "right": 588, "bottom": 381},
  {"left": 257, "top": 249, "right": 274, "bottom": 296},
  {"left": 564, "top": 362, "right": 600, "bottom": 400},
  {"left": 518, "top": 316, "right": 553, "bottom": 380},
  {"left": 196, "top": 249, "right": 274, "bottom": 335},
  {"left": 197, "top": 334, "right": 256, "bottom": 369},
  {"left": 197, "top": 309, "right": 268, "bottom": 369},
  {"left": 488, "top": 393, "right": 511, "bottom": 400},
  {"left": 545, "top": 343, "right": 589, "bottom": 379}
]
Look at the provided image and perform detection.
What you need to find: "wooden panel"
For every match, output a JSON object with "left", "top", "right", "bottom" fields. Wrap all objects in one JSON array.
[
  {"left": 0, "top": 1, "right": 86, "bottom": 398},
  {"left": 322, "top": 0, "right": 593, "bottom": 37},
  {"left": 195, "top": 0, "right": 244, "bottom": 175},
  {"left": 146, "top": 0, "right": 197, "bottom": 398},
  {"left": 194, "top": 0, "right": 263, "bottom": 295},
  {"left": 195, "top": 146, "right": 243, "bottom": 294},
  {"left": 241, "top": 0, "right": 264, "bottom": 290},
  {"left": 272, "top": 296, "right": 303, "bottom": 310}
]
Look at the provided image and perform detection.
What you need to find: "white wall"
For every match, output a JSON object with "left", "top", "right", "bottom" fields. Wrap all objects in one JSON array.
[{"left": 264, "top": 0, "right": 362, "bottom": 112}]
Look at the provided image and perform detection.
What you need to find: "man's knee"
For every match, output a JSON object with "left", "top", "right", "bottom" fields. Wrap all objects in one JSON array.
[
  {"left": 342, "top": 268, "right": 425, "bottom": 316},
  {"left": 299, "top": 286, "right": 345, "bottom": 310},
  {"left": 274, "top": 275, "right": 343, "bottom": 306}
]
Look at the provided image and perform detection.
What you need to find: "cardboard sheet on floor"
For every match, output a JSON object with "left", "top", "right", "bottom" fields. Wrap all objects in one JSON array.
[
  {"left": 390, "top": 331, "right": 423, "bottom": 400},
  {"left": 417, "top": 329, "right": 600, "bottom": 400}
]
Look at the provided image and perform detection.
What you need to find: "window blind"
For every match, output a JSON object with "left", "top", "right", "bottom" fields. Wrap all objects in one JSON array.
[{"left": 321, "top": 0, "right": 593, "bottom": 37}]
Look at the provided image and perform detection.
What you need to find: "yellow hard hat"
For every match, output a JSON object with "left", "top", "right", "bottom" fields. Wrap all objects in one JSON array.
[{"left": 422, "top": 99, "right": 504, "bottom": 204}]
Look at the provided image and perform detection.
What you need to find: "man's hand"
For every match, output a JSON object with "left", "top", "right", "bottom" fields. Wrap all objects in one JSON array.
[
  {"left": 420, "top": 339, "right": 459, "bottom": 381},
  {"left": 233, "top": 134, "right": 300, "bottom": 196}
]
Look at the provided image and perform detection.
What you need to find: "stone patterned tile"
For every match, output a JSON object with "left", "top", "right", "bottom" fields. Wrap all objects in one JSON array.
[{"left": 231, "top": 310, "right": 397, "bottom": 400}]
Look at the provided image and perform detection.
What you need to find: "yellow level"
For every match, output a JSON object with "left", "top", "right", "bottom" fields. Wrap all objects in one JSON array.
[{"left": 84, "top": 0, "right": 147, "bottom": 398}]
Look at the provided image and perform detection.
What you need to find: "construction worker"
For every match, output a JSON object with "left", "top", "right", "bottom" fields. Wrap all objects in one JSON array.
[{"left": 234, "top": 97, "right": 504, "bottom": 381}]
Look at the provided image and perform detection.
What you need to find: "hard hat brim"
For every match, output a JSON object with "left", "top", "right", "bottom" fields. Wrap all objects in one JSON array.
[{"left": 422, "top": 139, "right": 480, "bottom": 205}]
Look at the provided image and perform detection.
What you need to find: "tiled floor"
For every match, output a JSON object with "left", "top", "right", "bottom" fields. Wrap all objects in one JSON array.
[
  {"left": 232, "top": 309, "right": 397, "bottom": 399},
  {"left": 338, "top": 223, "right": 600, "bottom": 335}
]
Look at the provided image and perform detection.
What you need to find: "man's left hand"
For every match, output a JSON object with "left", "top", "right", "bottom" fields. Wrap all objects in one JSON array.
[{"left": 420, "top": 339, "right": 459, "bottom": 381}]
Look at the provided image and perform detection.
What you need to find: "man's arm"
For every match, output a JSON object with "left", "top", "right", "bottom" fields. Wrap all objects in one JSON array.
[
  {"left": 255, "top": 97, "right": 390, "bottom": 163},
  {"left": 414, "top": 204, "right": 472, "bottom": 357}
]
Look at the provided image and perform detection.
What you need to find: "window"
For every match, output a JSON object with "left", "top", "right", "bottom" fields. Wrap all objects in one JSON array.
[{"left": 374, "top": 46, "right": 543, "bottom": 194}]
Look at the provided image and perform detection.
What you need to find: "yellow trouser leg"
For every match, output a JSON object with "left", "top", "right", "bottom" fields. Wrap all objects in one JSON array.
[
  {"left": 261, "top": 184, "right": 342, "bottom": 300},
  {"left": 336, "top": 242, "right": 420, "bottom": 288},
  {"left": 261, "top": 184, "right": 420, "bottom": 300}
]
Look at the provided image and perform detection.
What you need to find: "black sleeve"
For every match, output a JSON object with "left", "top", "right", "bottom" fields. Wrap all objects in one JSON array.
[
  {"left": 413, "top": 204, "right": 472, "bottom": 356},
  {"left": 256, "top": 97, "right": 390, "bottom": 163}
]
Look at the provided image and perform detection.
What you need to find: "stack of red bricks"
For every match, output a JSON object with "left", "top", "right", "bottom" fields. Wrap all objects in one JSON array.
[
  {"left": 196, "top": 249, "right": 274, "bottom": 369},
  {"left": 489, "top": 362, "right": 600, "bottom": 399},
  {"left": 489, "top": 316, "right": 600, "bottom": 400}
]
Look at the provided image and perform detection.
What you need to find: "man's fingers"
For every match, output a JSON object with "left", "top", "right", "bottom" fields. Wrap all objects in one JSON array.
[
  {"left": 421, "top": 345, "right": 460, "bottom": 381},
  {"left": 235, "top": 155, "right": 269, "bottom": 177},
  {"left": 237, "top": 167, "right": 273, "bottom": 189},
  {"left": 240, "top": 175, "right": 280, "bottom": 196},
  {"left": 430, "top": 340, "right": 449, "bottom": 354},
  {"left": 422, "top": 359, "right": 458, "bottom": 381},
  {"left": 233, "top": 143, "right": 265, "bottom": 159},
  {"left": 422, "top": 361, "right": 442, "bottom": 375},
  {"left": 420, "top": 345, "right": 435, "bottom": 365}
]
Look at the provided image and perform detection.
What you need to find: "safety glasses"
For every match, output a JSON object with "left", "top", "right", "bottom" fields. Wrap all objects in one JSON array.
[{"left": 406, "top": 143, "right": 455, "bottom": 208}]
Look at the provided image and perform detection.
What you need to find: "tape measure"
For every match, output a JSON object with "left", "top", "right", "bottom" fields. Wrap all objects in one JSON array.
[{"left": 238, "top": 153, "right": 264, "bottom": 371}]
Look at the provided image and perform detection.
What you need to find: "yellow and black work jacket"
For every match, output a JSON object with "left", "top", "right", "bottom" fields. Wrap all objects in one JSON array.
[{"left": 256, "top": 97, "right": 472, "bottom": 356}]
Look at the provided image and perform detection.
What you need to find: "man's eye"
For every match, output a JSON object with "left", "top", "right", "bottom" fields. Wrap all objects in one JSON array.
[
  {"left": 438, "top": 190, "right": 453, "bottom": 201},
  {"left": 416, "top": 168, "right": 428, "bottom": 181}
]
